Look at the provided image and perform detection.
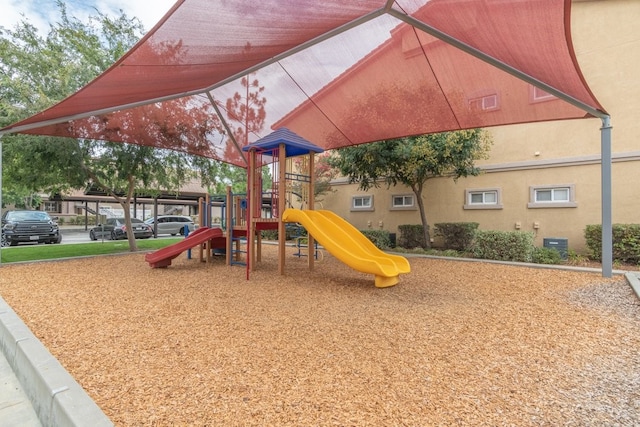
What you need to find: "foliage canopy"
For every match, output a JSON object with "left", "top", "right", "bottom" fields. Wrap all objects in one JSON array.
[
  {"left": 0, "top": 3, "right": 249, "bottom": 250},
  {"left": 329, "top": 130, "right": 492, "bottom": 247}
]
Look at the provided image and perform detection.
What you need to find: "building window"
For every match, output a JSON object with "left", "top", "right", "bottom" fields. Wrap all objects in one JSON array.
[
  {"left": 530, "top": 85, "right": 555, "bottom": 103},
  {"left": 351, "top": 195, "right": 374, "bottom": 211},
  {"left": 468, "top": 93, "right": 499, "bottom": 112},
  {"left": 44, "top": 201, "right": 61, "bottom": 213},
  {"left": 464, "top": 188, "right": 502, "bottom": 210},
  {"left": 536, "top": 188, "right": 568, "bottom": 202},
  {"left": 528, "top": 184, "right": 577, "bottom": 208},
  {"left": 391, "top": 194, "right": 415, "bottom": 211}
]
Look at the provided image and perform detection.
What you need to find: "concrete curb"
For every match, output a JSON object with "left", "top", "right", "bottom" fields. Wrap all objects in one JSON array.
[
  {"left": 393, "top": 253, "right": 640, "bottom": 298},
  {"left": 0, "top": 296, "right": 113, "bottom": 427},
  {"left": 624, "top": 272, "right": 640, "bottom": 300},
  {"left": 395, "top": 252, "right": 630, "bottom": 275}
]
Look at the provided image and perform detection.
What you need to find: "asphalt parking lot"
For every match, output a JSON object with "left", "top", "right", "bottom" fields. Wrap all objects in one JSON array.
[{"left": 59, "top": 228, "right": 174, "bottom": 244}]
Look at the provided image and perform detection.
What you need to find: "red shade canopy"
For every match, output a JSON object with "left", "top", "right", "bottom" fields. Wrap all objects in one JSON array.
[{"left": 1, "top": 0, "right": 606, "bottom": 167}]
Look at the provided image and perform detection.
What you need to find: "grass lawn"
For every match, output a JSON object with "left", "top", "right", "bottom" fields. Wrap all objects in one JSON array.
[{"left": 0, "top": 238, "right": 182, "bottom": 263}]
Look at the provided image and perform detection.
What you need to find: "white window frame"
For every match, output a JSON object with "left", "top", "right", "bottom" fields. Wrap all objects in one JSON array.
[
  {"left": 43, "top": 201, "right": 61, "bottom": 213},
  {"left": 390, "top": 194, "right": 416, "bottom": 211},
  {"left": 528, "top": 184, "right": 577, "bottom": 208},
  {"left": 530, "top": 85, "right": 556, "bottom": 103},
  {"left": 351, "top": 195, "right": 374, "bottom": 212},
  {"left": 464, "top": 188, "right": 503, "bottom": 210},
  {"left": 468, "top": 93, "right": 499, "bottom": 112}
]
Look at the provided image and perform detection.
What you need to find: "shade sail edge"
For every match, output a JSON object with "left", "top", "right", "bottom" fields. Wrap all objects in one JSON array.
[{"left": 0, "top": 0, "right": 607, "bottom": 168}]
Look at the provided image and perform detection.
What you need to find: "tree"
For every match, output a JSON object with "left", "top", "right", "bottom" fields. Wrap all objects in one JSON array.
[
  {"left": 197, "top": 160, "right": 246, "bottom": 195},
  {"left": 291, "top": 151, "right": 337, "bottom": 208},
  {"left": 217, "top": 73, "right": 272, "bottom": 194},
  {"left": 0, "top": 1, "right": 143, "bottom": 122},
  {"left": 0, "top": 3, "right": 230, "bottom": 250},
  {"left": 329, "top": 130, "right": 492, "bottom": 248},
  {"left": 223, "top": 74, "right": 267, "bottom": 164}
]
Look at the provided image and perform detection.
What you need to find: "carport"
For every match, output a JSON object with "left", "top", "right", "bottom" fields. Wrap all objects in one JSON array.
[{"left": 0, "top": 0, "right": 613, "bottom": 275}]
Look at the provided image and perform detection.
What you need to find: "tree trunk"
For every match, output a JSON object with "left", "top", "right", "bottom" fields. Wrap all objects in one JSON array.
[
  {"left": 122, "top": 200, "right": 138, "bottom": 252},
  {"left": 122, "top": 177, "right": 138, "bottom": 252},
  {"left": 412, "top": 187, "right": 431, "bottom": 249},
  {"left": 79, "top": 163, "right": 138, "bottom": 251}
]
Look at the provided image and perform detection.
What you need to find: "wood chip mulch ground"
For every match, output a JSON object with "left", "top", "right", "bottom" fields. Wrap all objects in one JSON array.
[{"left": 0, "top": 245, "right": 638, "bottom": 426}]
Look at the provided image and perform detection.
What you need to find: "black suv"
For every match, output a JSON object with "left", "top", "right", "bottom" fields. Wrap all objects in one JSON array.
[{"left": 1, "top": 210, "right": 62, "bottom": 247}]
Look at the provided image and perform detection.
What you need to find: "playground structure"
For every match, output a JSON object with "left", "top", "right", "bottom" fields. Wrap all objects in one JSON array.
[{"left": 145, "top": 128, "right": 410, "bottom": 287}]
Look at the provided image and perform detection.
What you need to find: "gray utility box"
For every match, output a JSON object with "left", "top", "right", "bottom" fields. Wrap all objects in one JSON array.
[{"left": 543, "top": 237, "right": 568, "bottom": 260}]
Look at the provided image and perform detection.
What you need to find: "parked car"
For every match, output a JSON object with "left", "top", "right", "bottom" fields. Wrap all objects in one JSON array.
[
  {"left": 89, "top": 218, "right": 153, "bottom": 241},
  {"left": 144, "top": 215, "right": 196, "bottom": 236},
  {"left": 1, "top": 210, "right": 62, "bottom": 247}
]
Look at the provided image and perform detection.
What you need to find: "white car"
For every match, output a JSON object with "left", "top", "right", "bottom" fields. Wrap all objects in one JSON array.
[{"left": 144, "top": 215, "right": 196, "bottom": 236}]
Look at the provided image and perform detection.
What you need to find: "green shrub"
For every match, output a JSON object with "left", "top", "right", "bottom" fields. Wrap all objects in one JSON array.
[
  {"left": 471, "top": 230, "right": 535, "bottom": 263},
  {"left": 261, "top": 224, "right": 307, "bottom": 241},
  {"left": 398, "top": 224, "right": 428, "bottom": 249},
  {"left": 68, "top": 216, "right": 98, "bottom": 226},
  {"left": 286, "top": 224, "right": 306, "bottom": 240},
  {"left": 532, "top": 246, "right": 563, "bottom": 264},
  {"left": 434, "top": 222, "right": 479, "bottom": 251},
  {"left": 584, "top": 225, "right": 600, "bottom": 259},
  {"left": 430, "top": 249, "right": 464, "bottom": 258},
  {"left": 261, "top": 229, "right": 278, "bottom": 240},
  {"left": 360, "top": 229, "right": 392, "bottom": 249},
  {"left": 566, "top": 249, "right": 588, "bottom": 264},
  {"left": 585, "top": 224, "right": 640, "bottom": 262}
]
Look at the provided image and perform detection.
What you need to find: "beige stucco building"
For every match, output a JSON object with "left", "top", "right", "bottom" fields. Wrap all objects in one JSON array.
[
  {"left": 30, "top": 1, "right": 639, "bottom": 254},
  {"left": 318, "top": 0, "right": 639, "bottom": 254},
  {"left": 40, "top": 180, "right": 206, "bottom": 225}
]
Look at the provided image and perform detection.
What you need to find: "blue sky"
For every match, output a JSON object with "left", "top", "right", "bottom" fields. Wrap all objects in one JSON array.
[{"left": 0, "top": 0, "right": 175, "bottom": 34}]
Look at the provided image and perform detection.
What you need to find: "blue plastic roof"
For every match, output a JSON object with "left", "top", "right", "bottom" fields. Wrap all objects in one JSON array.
[{"left": 242, "top": 127, "right": 324, "bottom": 157}]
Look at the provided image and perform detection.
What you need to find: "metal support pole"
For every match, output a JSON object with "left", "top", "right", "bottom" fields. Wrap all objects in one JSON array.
[
  {"left": 601, "top": 116, "right": 613, "bottom": 277},
  {"left": 153, "top": 198, "right": 158, "bottom": 238},
  {"left": 133, "top": 194, "right": 137, "bottom": 219},
  {"left": 84, "top": 201, "right": 89, "bottom": 231}
]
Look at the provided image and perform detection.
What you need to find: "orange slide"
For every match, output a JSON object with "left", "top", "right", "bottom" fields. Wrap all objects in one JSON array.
[{"left": 145, "top": 227, "right": 225, "bottom": 268}]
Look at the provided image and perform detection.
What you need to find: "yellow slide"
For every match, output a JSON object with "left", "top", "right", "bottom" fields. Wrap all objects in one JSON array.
[{"left": 282, "top": 209, "right": 410, "bottom": 288}]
